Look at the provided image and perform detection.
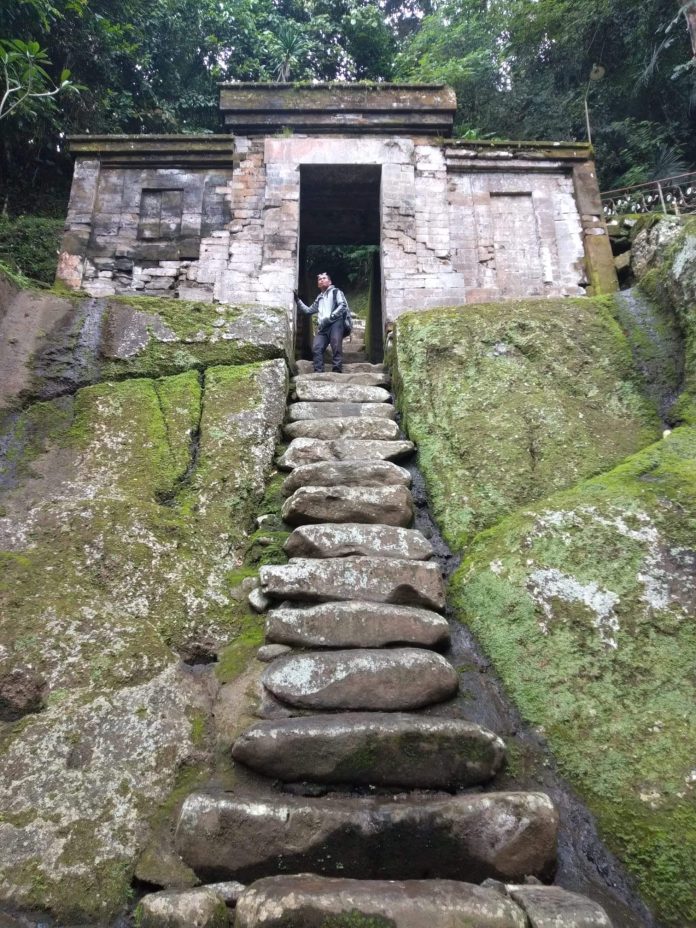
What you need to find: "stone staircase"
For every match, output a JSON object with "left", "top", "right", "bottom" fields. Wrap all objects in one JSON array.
[{"left": 144, "top": 347, "right": 615, "bottom": 926}]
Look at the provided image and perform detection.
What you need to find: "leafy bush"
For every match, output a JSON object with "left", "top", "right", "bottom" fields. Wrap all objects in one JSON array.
[{"left": 0, "top": 215, "right": 63, "bottom": 284}]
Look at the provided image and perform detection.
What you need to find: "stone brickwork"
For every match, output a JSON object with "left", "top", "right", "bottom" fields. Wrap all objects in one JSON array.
[
  {"left": 57, "top": 136, "right": 236, "bottom": 301},
  {"left": 58, "top": 85, "right": 616, "bottom": 338}
]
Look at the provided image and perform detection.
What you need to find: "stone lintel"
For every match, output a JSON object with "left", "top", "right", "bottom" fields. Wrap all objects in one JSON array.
[
  {"left": 218, "top": 83, "right": 456, "bottom": 135},
  {"left": 68, "top": 135, "right": 237, "bottom": 167},
  {"left": 444, "top": 139, "right": 592, "bottom": 162}
]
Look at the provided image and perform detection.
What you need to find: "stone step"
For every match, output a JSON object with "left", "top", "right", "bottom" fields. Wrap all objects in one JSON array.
[
  {"left": 232, "top": 714, "right": 505, "bottom": 788},
  {"left": 278, "top": 437, "right": 415, "bottom": 470},
  {"left": 175, "top": 791, "right": 558, "bottom": 885},
  {"left": 296, "top": 361, "right": 384, "bottom": 374},
  {"left": 283, "top": 417, "right": 401, "bottom": 441},
  {"left": 293, "top": 372, "right": 390, "bottom": 387},
  {"left": 282, "top": 460, "right": 411, "bottom": 495},
  {"left": 284, "top": 523, "right": 432, "bottom": 560},
  {"left": 233, "top": 876, "right": 614, "bottom": 928},
  {"left": 259, "top": 556, "right": 446, "bottom": 610},
  {"left": 281, "top": 485, "right": 414, "bottom": 528},
  {"left": 287, "top": 402, "right": 396, "bottom": 422},
  {"left": 261, "top": 648, "right": 458, "bottom": 711},
  {"left": 292, "top": 382, "right": 391, "bottom": 404},
  {"left": 265, "top": 600, "right": 449, "bottom": 649}
]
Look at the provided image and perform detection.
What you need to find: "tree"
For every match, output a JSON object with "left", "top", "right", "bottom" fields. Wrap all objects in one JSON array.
[{"left": 0, "top": 39, "right": 76, "bottom": 122}]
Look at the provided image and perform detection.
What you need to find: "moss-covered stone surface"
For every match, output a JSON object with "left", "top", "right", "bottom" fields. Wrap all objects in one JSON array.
[
  {"left": 393, "top": 297, "right": 660, "bottom": 549},
  {"left": 450, "top": 428, "right": 696, "bottom": 927},
  {"left": 631, "top": 216, "right": 696, "bottom": 425},
  {"left": 0, "top": 287, "right": 290, "bottom": 415},
  {"left": 393, "top": 293, "right": 695, "bottom": 927},
  {"left": 0, "top": 355, "right": 287, "bottom": 921}
]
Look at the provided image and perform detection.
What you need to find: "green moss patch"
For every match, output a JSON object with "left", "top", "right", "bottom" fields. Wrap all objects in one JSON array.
[
  {"left": 633, "top": 217, "right": 696, "bottom": 425},
  {"left": 99, "top": 296, "right": 288, "bottom": 381},
  {"left": 393, "top": 297, "right": 660, "bottom": 549},
  {"left": 0, "top": 358, "right": 287, "bottom": 920},
  {"left": 449, "top": 427, "right": 696, "bottom": 927}
]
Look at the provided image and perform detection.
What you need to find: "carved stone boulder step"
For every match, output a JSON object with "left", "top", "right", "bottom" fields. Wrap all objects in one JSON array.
[
  {"left": 261, "top": 648, "right": 458, "bottom": 711},
  {"left": 507, "top": 886, "right": 614, "bottom": 928},
  {"left": 175, "top": 790, "right": 558, "bottom": 884},
  {"left": 259, "top": 557, "right": 446, "bottom": 610},
  {"left": 287, "top": 402, "right": 396, "bottom": 422},
  {"left": 265, "top": 600, "right": 449, "bottom": 649},
  {"left": 234, "top": 876, "right": 527, "bottom": 928},
  {"left": 281, "top": 485, "right": 414, "bottom": 528},
  {"left": 296, "top": 360, "right": 385, "bottom": 374},
  {"left": 232, "top": 714, "right": 505, "bottom": 788},
  {"left": 293, "top": 371, "right": 390, "bottom": 387},
  {"left": 282, "top": 460, "right": 410, "bottom": 495},
  {"left": 137, "top": 887, "right": 228, "bottom": 928},
  {"left": 283, "top": 416, "right": 400, "bottom": 441},
  {"left": 292, "top": 382, "right": 391, "bottom": 404},
  {"left": 284, "top": 523, "right": 432, "bottom": 561},
  {"left": 234, "top": 876, "right": 615, "bottom": 928},
  {"left": 278, "top": 437, "right": 414, "bottom": 469}
]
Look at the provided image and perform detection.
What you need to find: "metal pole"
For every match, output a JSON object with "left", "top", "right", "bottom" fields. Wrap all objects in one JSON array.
[{"left": 657, "top": 182, "right": 667, "bottom": 215}]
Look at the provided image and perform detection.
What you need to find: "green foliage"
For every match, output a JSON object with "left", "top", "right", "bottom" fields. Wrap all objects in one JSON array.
[
  {"left": 0, "top": 37, "right": 78, "bottom": 121},
  {"left": 396, "top": 0, "right": 696, "bottom": 187},
  {"left": 0, "top": 215, "right": 62, "bottom": 283}
]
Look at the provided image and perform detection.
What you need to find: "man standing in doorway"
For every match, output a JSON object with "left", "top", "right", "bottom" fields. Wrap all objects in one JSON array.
[{"left": 294, "top": 272, "right": 348, "bottom": 373}]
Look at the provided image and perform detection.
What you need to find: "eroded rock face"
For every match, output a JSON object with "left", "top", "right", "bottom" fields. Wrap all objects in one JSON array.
[
  {"left": 0, "top": 358, "right": 288, "bottom": 920},
  {"left": 281, "top": 460, "right": 411, "bottom": 495},
  {"left": 232, "top": 713, "right": 505, "bottom": 787},
  {"left": 259, "top": 557, "right": 446, "bottom": 610},
  {"left": 234, "top": 875, "right": 528, "bottom": 928},
  {"left": 448, "top": 427, "right": 696, "bottom": 927},
  {"left": 393, "top": 297, "right": 660, "bottom": 548},
  {"left": 101, "top": 299, "right": 290, "bottom": 377},
  {"left": 278, "top": 437, "right": 415, "bottom": 469},
  {"left": 283, "top": 416, "right": 401, "bottom": 440},
  {"left": 261, "top": 648, "right": 458, "bottom": 710},
  {"left": 176, "top": 790, "right": 559, "bottom": 884},
  {"left": 287, "top": 402, "right": 396, "bottom": 421},
  {"left": 265, "top": 600, "right": 449, "bottom": 649},
  {"left": 292, "top": 381, "right": 391, "bottom": 404},
  {"left": 284, "top": 523, "right": 432, "bottom": 560},
  {"left": 0, "top": 291, "right": 290, "bottom": 411},
  {"left": 281, "top": 485, "right": 415, "bottom": 528}
]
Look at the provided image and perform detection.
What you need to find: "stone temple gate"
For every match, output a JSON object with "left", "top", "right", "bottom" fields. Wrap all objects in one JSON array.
[{"left": 57, "top": 83, "right": 617, "bottom": 347}]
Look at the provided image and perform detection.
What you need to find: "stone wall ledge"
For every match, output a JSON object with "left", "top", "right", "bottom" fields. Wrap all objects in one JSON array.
[{"left": 68, "top": 135, "right": 238, "bottom": 167}]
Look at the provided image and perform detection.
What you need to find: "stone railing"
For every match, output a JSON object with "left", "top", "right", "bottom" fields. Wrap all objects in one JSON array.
[{"left": 601, "top": 171, "right": 696, "bottom": 218}]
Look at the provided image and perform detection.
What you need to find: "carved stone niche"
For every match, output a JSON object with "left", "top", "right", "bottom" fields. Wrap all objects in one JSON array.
[{"left": 60, "top": 135, "right": 237, "bottom": 287}]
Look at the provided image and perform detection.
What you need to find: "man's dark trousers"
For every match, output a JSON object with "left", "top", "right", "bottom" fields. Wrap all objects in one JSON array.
[{"left": 312, "top": 318, "right": 344, "bottom": 372}]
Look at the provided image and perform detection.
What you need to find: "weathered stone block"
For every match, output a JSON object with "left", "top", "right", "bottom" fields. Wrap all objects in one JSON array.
[{"left": 176, "top": 790, "right": 558, "bottom": 883}]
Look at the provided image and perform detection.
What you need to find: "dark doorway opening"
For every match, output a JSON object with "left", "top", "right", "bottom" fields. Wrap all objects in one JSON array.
[{"left": 297, "top": 164, "right": 383, "bottom": 363}]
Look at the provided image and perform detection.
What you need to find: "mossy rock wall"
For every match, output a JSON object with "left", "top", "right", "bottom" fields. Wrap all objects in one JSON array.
[
  {"left": 0, "top": 351, "right": 288, "bottom": 920},
  {"left": 393, "top": 295, "right": 695, "bottom": 927},
  {"left": 0, "top": 287, "right": 290, "bottom": 417},
  {"left": 392, "top": 297, "right": 660, "bottom": 549},
  {"left": 631, "top": 216, "right": 696, "bottom": 424},
  {"left": 450, "top": 428, "right": 696, "bottom": 927}
]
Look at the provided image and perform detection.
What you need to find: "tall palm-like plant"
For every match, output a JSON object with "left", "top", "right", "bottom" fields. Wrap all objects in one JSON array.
[{"left": 264, "top": 21, "right": 310, "bottom": 83}]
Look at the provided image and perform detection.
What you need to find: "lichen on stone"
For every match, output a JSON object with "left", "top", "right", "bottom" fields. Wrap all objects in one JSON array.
[
  {"left": 393, "top": 297, "right": 660, "bottom": 549},
  {"left": 0, "top": 357, "right": 288, "bottom": 920},
  {"left": 449, "top": 428, "right": 696, "bottom": 927}
]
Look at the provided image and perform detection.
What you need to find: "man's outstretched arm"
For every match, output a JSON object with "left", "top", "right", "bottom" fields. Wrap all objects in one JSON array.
[{"left": 294, "top": 290, "right": 319, "bottom": 316}]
